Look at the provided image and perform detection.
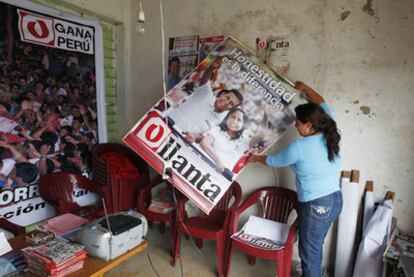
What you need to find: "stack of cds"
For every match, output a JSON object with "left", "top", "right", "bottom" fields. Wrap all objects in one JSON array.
[{"left": 21, "top": 238, "right": 87, "bottom": 277}]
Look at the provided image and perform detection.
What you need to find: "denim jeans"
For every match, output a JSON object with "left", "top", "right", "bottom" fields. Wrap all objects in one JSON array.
[{"left": 298, "top": 190, "right": 343, "bottom": 277}]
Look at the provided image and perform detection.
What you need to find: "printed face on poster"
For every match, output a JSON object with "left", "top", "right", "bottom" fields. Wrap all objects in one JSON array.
[
  {"left": 0, "top": 0, "right": 104, "bottom": 227},
  {"left": 124, "top": 37, "right": 306, "bottom": 214}
]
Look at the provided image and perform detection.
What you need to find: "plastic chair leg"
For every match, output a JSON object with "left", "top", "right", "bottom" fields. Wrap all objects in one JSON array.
[
  {"left": 195, "top": 238, "right": 203, "bottom": 249},
  {"left": 283, "top": 250, "right": 293, "bottom": 277},
  {"left": 247, "top": 255, "right": 256, "bottom": 265},
  {"left": 159, "top": 222, "right": 166, "bottom": 233},
  {"left": 224, "top": 242, "right": 234, "bottom": 277},
  {"left": 216, "top": 234, "right": 224, "bottom": 277},
  {"left": 276, "top": 258, "right": 285, "bottom": 277},
  {"left": 171, "top": 231, "right": 181, "bottom": 267}
]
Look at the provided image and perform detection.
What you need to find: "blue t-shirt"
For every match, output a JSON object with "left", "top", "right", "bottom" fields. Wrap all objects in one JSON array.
[
  {"left": 167, "top": 74, "right": 182, "bottom": 91},
  {"left": 266, "top": 103, "right": 341, "bottom": 202}
]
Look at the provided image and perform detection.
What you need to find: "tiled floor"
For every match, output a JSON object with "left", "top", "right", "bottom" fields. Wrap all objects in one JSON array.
[{"left": 107, "top": 224, "right": 302, "bottom": 277}]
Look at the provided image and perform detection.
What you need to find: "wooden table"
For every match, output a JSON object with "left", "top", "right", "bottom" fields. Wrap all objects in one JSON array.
[{"left": 7, "top": 235, "right": 148, "bottom": 277}]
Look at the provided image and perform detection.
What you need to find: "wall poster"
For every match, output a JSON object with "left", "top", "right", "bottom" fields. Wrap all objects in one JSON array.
[
  {"left": 124, "top": 36, "right": 305, "bottom": 214},
  {"left": 0, "top": 0, "right": 106, "bottom": 227}
]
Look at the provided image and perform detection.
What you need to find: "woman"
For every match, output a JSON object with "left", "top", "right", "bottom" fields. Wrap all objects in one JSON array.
[
  {"left": 200, "top": 107, "right": 266, "bottom": 180},
  {"left": 248, "top": 81, "right": 342, "bottom": 277}
]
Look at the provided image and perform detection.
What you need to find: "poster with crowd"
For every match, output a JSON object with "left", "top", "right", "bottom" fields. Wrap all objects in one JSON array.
[
  {"left": 0, "top": 0, "right": 105, "bottom": 227},
  {"left": 124, "top": 36, "right": 306, "bottom": 214}
]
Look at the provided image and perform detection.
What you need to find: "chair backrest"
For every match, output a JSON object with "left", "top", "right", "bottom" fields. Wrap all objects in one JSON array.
[
  {"left": 37, "top": 172, "right": 79, "bottom": 214},
  {"left": 208, "top": 181, "right": 242, "bottom": 221},
  {"left": 238, "top": 186, "right": 298, "bottom": 224}
]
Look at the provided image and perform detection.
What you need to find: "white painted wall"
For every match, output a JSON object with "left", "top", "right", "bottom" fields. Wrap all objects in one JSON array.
[{"left": 64, "top": 0, "right": 414, "bottom": 269}]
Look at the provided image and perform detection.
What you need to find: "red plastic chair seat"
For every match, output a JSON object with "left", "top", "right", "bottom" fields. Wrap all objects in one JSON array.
[
  {"left": 231, "top": 239, "right": 287, "bottom": 260},
  {"left": 180, "top": 217, "right": 224, "bottom": 237}
]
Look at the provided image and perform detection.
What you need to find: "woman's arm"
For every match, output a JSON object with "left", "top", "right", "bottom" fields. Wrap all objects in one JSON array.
[
  {"left": 249, "top": 142, "right": 300, "bottom": 168},
  {"left": 295, "top": 81, "right": 325, "bottom": 105},
  {"left": 199, "top": 134, "right": 226, "bottom": 172}
]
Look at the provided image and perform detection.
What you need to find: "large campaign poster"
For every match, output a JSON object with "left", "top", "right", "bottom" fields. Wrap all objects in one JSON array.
[
  {"left": 0, "top": 0, "right": 105, "bottom": 227},
  {"left": 124, "top": 37, "right": 306, "bottom": 214}
]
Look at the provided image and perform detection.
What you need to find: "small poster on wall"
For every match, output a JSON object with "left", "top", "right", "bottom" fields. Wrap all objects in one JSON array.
[
  {"left": 124, "top": 36, "right": 306, "bottom": 214},
  {"left": 167, "top": 35, "right": 224, "bottom": 91},
  {"left": 168, "top": 35, "right": 199, "bottom": 91}
]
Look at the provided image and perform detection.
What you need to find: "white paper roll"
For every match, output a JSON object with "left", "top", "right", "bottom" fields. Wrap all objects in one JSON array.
[
  {"left": 353, "top": 200, "right": 393, "bottom": 277},
  {"left": 363, "top": 191, "right": 375, "bottom": 234},
  {"left": 334, "top": 176, "right": 360, "bottom": 277}
]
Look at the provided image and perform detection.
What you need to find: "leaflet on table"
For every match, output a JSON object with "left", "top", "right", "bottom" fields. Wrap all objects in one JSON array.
[{"left": 124, "top": 36, "right": 306, "bottom": 214}]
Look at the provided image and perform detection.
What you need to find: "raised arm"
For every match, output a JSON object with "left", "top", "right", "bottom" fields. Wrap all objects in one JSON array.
[
  {"left": 0, "top": 141, "right": 28, "bottom": 163},
  {"left": 295, "top": 81, "right": 325, "bottom": 105}
]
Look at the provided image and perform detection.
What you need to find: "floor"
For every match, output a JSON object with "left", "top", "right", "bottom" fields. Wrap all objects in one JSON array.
[{"left": 107, "top": 224, "right": 302, "bottom": 277}]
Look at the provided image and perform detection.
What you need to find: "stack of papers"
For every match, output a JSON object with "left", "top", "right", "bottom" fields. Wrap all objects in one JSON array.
[
  {"left": 231, "top": 215, "right": 290, "bottom": 250},
  {"left": 22, "top": 238, "right": 87, "bottom": 277}
]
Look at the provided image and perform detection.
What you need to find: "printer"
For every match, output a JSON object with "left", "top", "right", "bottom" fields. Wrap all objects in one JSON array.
[{"left": 75, "top": 210, "right": 147, "bottom": 261}]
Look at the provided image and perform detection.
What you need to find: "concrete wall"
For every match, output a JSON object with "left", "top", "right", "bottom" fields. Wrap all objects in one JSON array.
[
  {"left": 135, "top": 0, "right": 414, "bottom": 230},
  {"left": 64, "top": 0, "right": 414, "bottom": 267}
]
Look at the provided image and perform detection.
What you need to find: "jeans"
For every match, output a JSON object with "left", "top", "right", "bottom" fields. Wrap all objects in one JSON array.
[{"left": 298, "top": 190, "right": 343, "bottom": 277}]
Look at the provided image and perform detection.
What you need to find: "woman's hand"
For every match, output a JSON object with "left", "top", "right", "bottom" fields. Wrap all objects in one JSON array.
[
  {"left": 183, "top": 132, "right": 197, "bottom": 144},
  {"left": 295, "top": 81, "right": 325, "bottom": 104},
  {"left": 248, "top": 155, "right": 267, "bottom": 165}
]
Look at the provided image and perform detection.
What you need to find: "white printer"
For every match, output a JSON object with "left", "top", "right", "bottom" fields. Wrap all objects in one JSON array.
[{"left": 75, "top": 211, "right": 147, "bottom": 261}]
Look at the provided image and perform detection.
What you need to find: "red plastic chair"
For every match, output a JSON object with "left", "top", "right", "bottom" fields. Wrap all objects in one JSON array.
[
  {"left": 225, "top": 186, "right": 299, "bottom": 277},
  {"left": 37, "top": 172, "right": 105, "bottom": 220},
  {"left": 91, "top": 143, "right": 150, "bottom": 213},
  {"left": 137, "top": 174, "right": 184, "bottom": 255},
  {"left": 172, "top": 181, "right": 242, "bottom": 277}
]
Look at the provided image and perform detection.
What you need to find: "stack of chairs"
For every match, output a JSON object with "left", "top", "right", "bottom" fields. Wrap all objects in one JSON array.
[{"left": 91, "top": 143, "right": 150, "bottom": 213}]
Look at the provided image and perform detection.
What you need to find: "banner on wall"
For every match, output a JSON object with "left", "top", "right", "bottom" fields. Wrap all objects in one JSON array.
[
  {"left": 0, "top": 0, "right": 104, "bottom": 227},
  {"left": 124, "top": 36, "right": 306, "bottom": 214},
  {"left": 17, "top": 9, "right": 94, "bottom": 54}
]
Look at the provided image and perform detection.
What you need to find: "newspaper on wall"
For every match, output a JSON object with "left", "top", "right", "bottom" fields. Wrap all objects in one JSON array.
[
  {"left": 168, "top": 35, "right": 199, "bottom": 80},
  {"left": 124, "top": 36, "right": 306, "bottom": 214}
]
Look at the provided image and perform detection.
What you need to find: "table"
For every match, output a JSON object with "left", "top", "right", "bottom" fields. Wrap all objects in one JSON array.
[{"left": 7, "top": 235, "right": 148, "bottom": 277}]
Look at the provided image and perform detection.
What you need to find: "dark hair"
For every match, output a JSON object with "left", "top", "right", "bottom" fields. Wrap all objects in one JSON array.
[
  {"left": 40, "top": 131, "right": 58, "bottom": 148},
  {"left": 45, "top": 158, "right": 55, "bottom": 174},
  {"left": 169, "top": 57, "right": 180, "bottom": 66},
  {"left": 16, "top": 162, "right": 38, "bottom": 184},
  {"left": 295, "top": 103, "right": 340, "bottom": 162},
  {"left": 63, "top": 142, "right": 76, "bottom": 157},
  {"left": 217, "top": 89, "right": 243, "bottom": 105},
  {"left": 218, "top": 107, "right": 246, "bottom": 140}
]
